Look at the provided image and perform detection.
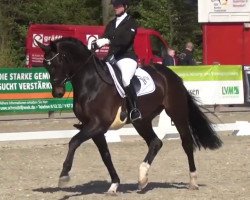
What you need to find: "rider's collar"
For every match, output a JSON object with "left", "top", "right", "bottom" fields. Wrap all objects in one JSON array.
[{"left": 115, "top": 12, "right": 127, "bottom": 27}]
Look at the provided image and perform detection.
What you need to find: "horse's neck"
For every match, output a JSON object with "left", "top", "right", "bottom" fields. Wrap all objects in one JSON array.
[{"left": 70, "top": 61, "right": 101, "bottom": 94}]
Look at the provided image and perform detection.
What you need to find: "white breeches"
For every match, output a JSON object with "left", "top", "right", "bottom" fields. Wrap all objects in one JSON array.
[{"left": 116, "top": 58, "right": 137, "bottom": 87}]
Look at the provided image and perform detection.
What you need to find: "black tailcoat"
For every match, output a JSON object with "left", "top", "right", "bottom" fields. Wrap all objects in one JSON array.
[{"left": 103, "top": 14, "right": 138, "bottom": 61}]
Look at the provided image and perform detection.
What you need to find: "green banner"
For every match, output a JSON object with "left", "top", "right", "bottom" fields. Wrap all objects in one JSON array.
[
  {"left": 0, "top": 65, "right": 244, "bottom": 113},
  {"left": 0, "top": 68, "right": 72, "bottom": 93},
  {"left": 170, "top": 65, "right": 243, "bottom": 81},
  {"left": 0, "top": 67, "right": 73, "bottom": 113}
]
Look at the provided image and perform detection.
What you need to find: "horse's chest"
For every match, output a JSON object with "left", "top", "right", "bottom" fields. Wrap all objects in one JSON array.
[{"left": 73, "top": 101, "right": 86, "bottom": 119}]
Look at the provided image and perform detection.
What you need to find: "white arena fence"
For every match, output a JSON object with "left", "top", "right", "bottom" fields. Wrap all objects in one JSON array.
[{"left": 0, "top": 111, "right": 249, "bottom": 143}]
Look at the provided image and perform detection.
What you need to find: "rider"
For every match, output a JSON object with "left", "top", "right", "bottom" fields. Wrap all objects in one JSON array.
[{"left": 93, "top": 0, "right": 141, "bottom": 122}]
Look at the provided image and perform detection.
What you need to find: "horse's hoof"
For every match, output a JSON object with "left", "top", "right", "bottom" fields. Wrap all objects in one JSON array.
[
  {"left": 58, "top": 176, "right": 70, "bottom": 188},
  {"left": 106, "top": 183, "right": 119, "bottom": 195},
  {"left": 138, "top": 162, "right": 150, "bottom": 191},
  {"left": 189, "top": 171, "right": 198, "bottom": 190},
  {"left": 188, "top": 183, "right": 199, "bottom": 190},
  {"left": 105, "top": 191, "right": 118, "bottom": 196},
  {"left": 138, "top": 177, "right": 148, "bottom": 191}
]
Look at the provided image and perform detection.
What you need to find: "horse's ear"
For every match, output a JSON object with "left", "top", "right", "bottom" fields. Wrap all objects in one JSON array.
[
  {"left": 35, "top": 39, "right": 50, "bottom": 53},
  {"left": 50, "top": 41, "right": 57, "bottom": 52}
]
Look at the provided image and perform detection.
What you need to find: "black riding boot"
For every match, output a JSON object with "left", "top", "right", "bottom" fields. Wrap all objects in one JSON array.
[{"left": 124, "top": 84, "right": 142, "bottom": 122}]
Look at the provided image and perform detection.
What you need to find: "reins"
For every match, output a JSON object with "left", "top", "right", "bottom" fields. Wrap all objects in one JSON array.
[
  {"left": 92, "top": 55, "right": 113, "bottom": 85},
  {"left": 65, "top": 49, "right": 113, "bottom": 85},
  {"left": 45, "top": 46, "right": 113, "bottom": 86}
]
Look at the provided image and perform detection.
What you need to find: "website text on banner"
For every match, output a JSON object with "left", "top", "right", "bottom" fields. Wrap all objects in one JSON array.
[
  {"left": 170, "top": 65, "right": 244, "bottom": 105},
  {"left": 0, "top": 68, "right": 73, "bottom": 113}
]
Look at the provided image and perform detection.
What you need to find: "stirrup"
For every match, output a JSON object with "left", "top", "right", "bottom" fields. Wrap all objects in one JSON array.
[{"left": 130, "top": 108, "right": 142, "bottom": 122}]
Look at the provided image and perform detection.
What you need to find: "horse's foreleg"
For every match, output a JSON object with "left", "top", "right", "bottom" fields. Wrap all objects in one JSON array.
[
  {"left": 133, "top": 121, "right": 163, "bottom": 191},
  {"left": 92, "top": 134, "right": 120, "bottom": 195},
  {"left": 58, "top": 124, "right": 107, "bottom": 188},
  {"left": 58, "top": 131, "right": 88, "bottom": 187}
]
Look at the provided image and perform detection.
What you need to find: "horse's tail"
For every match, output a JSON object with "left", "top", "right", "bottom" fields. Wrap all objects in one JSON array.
[{"left": 187, "top": 92, "right": 223, "bottom": 150}]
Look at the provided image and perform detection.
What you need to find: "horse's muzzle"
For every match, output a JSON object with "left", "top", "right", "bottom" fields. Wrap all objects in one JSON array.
[{"left": 52, "top": 86, "right": 65, "bottom": 98}]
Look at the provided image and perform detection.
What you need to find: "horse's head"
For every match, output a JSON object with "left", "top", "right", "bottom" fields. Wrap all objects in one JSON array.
[{"left": 36, "top": 40, "right": 69, "bottom": 98}]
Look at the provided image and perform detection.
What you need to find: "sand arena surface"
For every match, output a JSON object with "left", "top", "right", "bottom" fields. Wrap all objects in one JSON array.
[{"left": 0, "top": 135, "right": 249, "bottom": 200}]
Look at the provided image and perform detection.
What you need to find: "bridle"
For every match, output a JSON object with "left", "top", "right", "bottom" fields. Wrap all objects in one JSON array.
[
  {"left": 44, "top": 51, "right": 96, "bottom": 85},
  {"left": 44, "top": 53, "right": 59, "bottom": 66},
  {"left": 44, "top": 49, "right": 112, "bottom": 86}
]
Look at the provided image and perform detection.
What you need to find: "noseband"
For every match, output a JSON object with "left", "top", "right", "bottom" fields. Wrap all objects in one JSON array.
[{"left": 44, "top": 53, "right": 59, "bottom": 66}]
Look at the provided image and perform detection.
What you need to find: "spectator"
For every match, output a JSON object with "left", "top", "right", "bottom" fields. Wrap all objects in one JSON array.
[
  {"left": 178, "top": 42, "right": 196, "bottom": 66},
  {"left": 163, "top": 48, "right": 176, "bottom": 67}
]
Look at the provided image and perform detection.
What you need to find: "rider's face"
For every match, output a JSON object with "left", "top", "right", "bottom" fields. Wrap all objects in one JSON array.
[{"left": 113, "top": 4, "right": 125, "bottom": 15}]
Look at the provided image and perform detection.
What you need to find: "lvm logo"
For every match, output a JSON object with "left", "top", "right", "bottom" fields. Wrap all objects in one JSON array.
[{"left": 222, "top": 86, "right": 239, "bottom": 95}]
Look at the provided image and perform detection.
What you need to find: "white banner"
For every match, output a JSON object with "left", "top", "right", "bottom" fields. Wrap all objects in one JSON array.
[
  {"left": 198, "top": 0, "right": 250, "bottom": 22},
  {"left": 171, "top": 65, "right": 244, "bottom": 105},
  {"left": 184, "top": 81, "right": 244, "bottom": 105}
]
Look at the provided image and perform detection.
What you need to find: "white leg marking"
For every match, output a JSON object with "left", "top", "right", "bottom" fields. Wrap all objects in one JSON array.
[
  {"left": 189, "top": 171, "right": 199, "bottom": 190},
  {"left": 107, "top": 183, "right": 119, "bottom": 195},
  {"left": 58, "top": 175, "right": 70, "bottom": 188},
  {"left": 138, "top": 162, "right": 150, "bottom": 191}
]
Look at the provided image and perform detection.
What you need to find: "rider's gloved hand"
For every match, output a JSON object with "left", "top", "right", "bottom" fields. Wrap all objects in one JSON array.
[
  {"left": 96, "top": 38, "right": 110, "bottom": 48},
  {"left": 91, "top": 40, "right": 99, "bottom": 51}
]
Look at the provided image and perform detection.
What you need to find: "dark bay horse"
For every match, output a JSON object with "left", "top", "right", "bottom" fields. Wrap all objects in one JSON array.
[{"left": 37, "top": 37, "right": 222, "bottom": 194}]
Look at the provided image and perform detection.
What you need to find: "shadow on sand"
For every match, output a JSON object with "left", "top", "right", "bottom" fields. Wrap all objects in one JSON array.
[{"left": 33, "top": 180, "right": 206, "bottom": 200}]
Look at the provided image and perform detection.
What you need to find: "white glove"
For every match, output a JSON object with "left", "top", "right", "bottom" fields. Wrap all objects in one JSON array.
[{"left": 96, "top": 38, "right": 110, "bottom": 48}]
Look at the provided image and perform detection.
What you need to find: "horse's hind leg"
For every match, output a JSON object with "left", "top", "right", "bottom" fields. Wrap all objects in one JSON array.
[
  {"left": 170, "top": 114, "right": 199, "bottom": 190},
  {"left": 133, "top": 120, "right": 163, "bottom": 191},
  {"left": 92, "top": 134, "right": 120, "bottom": 194}
]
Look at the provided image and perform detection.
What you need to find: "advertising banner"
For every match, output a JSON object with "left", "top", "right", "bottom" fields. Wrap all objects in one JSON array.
[
  {"left": 0, "top": 65, "right": 244, "bottom": 113},
  {"left": 170, "top": 65, "right": 244, "bottom": 105},
  {"left": 198, "top": 0, "right": 250, "bottom": 22},
  {"left": 0, "top": 68, "right": 73, "bottom": 113},
  {"left": 30, "top": 32, "right": 69, "bottom": 66}
]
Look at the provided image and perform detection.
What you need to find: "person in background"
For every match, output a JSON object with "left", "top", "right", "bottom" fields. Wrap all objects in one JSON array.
[
  {"left": 178, "top": 42, "right": 196, "bottom": 66},
  {"left": 91, "top": 0, "right": 141, "bottom": 122},
  {"left": 163, "top": 48, "right": 176, "bottom": 67}
]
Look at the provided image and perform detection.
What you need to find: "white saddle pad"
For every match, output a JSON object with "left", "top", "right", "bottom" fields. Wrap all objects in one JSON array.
[{"left": 106, "top": 62, "right": 155, "bottom": 98}]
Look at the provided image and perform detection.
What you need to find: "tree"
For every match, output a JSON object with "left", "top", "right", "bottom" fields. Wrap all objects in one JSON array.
[
  {"left": 0, "top": 0, "right": 202, "bottom": 67},
  {"left": 130, "top": 0, "right": 202, "bottom": 61},
  {"left": 102, "top": 0, "right": 114, "bottom": 25},
  {"left": 0, "top": 0, "right": 102, "bottom": 67}
]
